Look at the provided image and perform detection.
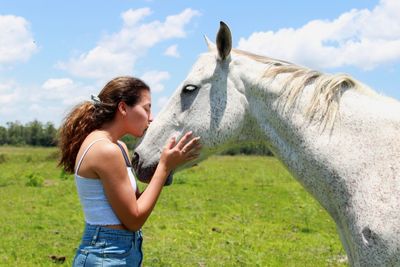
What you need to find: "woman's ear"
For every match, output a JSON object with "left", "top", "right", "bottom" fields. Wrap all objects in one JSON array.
[{"left": 117, "top": 101, "right": 127, "bottom": 116}]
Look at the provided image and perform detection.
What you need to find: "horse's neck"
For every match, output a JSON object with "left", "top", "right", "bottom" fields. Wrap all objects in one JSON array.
[{"left": 245, "top": 77, "right": 400, "bottom": 213}]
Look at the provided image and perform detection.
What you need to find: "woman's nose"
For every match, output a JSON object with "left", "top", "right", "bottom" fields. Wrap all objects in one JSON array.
[{"left": 148, "top": 113, "right": 153, "bottom": 123}]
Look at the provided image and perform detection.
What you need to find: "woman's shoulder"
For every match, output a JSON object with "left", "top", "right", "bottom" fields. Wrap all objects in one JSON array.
[
  {"left": 80, "top": 137, "right": 121, "bottom": 162},
  {"left": 94, "top": 140, "right": 123, "bottom": 160},
  {"left": 75, "top": 136, "right": 123, "bottom": 178},
  {"left": 88, "top": 140, "right": 126, "bottom": 173}
]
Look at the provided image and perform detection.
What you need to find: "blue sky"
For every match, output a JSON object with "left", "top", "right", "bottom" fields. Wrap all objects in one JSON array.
[{"left": 0, "top": 0, "right": 399, "bottom": 126}]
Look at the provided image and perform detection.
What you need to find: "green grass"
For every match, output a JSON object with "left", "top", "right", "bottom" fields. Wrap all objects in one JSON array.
[{"left": 0, "top": 146, "right": 347, "bottom": 266}]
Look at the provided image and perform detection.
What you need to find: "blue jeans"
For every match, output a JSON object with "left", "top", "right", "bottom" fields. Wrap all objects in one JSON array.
[{"left": 72, "top": 223, "right": 143, "bottom": 266}]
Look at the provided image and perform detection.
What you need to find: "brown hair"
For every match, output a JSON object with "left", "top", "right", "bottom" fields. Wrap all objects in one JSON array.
[{"left": 58, "top": 76, "right": 150, "bottom": 173}]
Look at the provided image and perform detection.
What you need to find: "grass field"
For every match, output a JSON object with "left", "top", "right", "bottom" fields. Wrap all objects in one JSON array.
[{"left": 0, "top": 146, "right": 347, "bottom": 266}]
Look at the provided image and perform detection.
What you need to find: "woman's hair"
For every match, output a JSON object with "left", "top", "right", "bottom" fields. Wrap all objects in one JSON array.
[{"left": 58, "top": 76, "right": 150, "bottom": 173}]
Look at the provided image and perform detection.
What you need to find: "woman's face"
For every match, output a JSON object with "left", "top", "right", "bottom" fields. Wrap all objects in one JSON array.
[{"left": 126, "top": 90, "right": 153, "bottom": 137}]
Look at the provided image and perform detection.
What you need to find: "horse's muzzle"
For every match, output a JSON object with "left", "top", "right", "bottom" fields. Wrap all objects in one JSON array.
[{"left": 131, "top": 152, "right": 173, "bottom": 186}]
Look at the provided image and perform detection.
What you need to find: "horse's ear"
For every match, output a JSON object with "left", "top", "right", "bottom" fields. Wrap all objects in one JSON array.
[
  {"left": 203, "top": 35, "right": 215, "bottom": 51},
  {"left": 216, "top": 21, "right": 232, "bottom": 60}
]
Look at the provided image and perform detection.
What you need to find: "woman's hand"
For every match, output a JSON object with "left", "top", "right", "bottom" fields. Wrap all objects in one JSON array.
[{"left": 159, "top": 131, "right": 201, "bottom": 172}]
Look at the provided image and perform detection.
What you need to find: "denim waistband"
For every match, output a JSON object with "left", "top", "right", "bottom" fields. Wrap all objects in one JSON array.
[{"left": 82, "top": 223, "right": 141, "bottom": 242}]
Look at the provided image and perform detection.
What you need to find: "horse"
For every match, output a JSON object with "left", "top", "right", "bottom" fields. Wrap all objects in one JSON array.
[{"left": 133, "top": 22, "right": 400, "bottom": 266}]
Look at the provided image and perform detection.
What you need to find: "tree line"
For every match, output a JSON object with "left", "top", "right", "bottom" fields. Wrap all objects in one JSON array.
[
  {"left": 0, "top": 120, "right": 272, "bottom": 156},
  {"left": 0, "top": 121, "right": 57, "bottom": 146}
]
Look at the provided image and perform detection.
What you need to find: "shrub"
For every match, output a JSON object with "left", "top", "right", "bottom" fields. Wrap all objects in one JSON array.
[
  {"left": 46, "top": 150, "right": 60, "bottom": 161},
  {"left": 26, "top": 173, "right": 44, "bottom": 187},
  {"left": 59, "top": 169, "right": 70, "bottom": 180},
  {"left": 26, "top": 155, "right": 33, "bottom": 163},
  {"left": 0, "top": 154, "right": 7, "bottom": 164}
]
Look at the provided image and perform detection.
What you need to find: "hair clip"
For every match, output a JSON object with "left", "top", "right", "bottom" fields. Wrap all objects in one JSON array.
[{"left": 91, "top": 95, "right": 101, "bottom": 105}]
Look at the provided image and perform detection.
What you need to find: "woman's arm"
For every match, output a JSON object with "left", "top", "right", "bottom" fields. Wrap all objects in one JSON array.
[{"left": 95, "top": 132, "right": 200, "bottom": 231}]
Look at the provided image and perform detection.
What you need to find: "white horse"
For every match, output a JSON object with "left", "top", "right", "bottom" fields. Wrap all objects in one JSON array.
[{"left": 133, "top": 22, "right": 400, "bottom": 266}]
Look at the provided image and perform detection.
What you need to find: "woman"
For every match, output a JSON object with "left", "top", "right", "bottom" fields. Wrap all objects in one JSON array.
[{"left": 58, "top": 76, "right": 201, "bottom": 266}]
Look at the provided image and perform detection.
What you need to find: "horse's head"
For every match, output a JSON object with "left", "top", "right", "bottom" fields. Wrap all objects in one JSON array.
[{"left": 133, "top": 22, "right": 260, "bottom": 184}]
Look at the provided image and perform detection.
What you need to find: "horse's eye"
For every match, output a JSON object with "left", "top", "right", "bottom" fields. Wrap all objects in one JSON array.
[{"left": 182, "top": 84, "right": 198, "bottom": 92}]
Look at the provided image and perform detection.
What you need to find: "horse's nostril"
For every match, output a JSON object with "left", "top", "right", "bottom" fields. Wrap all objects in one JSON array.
[{"left": 132, "top": 152, "right": 140, "bottom": 169}]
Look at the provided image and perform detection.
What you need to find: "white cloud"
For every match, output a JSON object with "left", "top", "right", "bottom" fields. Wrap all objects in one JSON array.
[
  {"left": 42, "top": 78, "right": 74, "bottom": 90},
  {"left": 140, "top": 70, "right": 170, "bottom": 93},
  {"left": 0, "top": 80, "right": 23, "bottom": 123},
  {"left": 122, "top": 7, "right": 152, "bottom": 26},
  {"left": 36, "top": 78, "right": 98, "bottom": 125},
  {"left": 0, "top": 77, "right": 99, "bottom": 125},
  {"left": 0, "top": 80, "right": 18, "bottom": 105},
  {"left": 164, "top": 44, "right": 180, "bottom": 58},
  {"left": 57, "top": 8, "right": 200, "bottom": 80},
  {"left": 0, "top": 15, "right": 37, "bottom": 66},
  {"left": 237, "top": 0, "right": 400, "bottom": 70},
  {"left": 40, "top": 78, "right": 96, "bottom": 105}
]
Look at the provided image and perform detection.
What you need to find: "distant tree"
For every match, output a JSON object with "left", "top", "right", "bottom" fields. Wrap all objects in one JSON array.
[
  {"left": 0, "top": 126, "right": 7, "bottom": 145},
  {"left": 6, "top": 121, "right": 25, "bottom": 145},
  {"left": 25, "top": 120, "right": 43, "bottom": 146},
  {"left": 43, "top": 122, "right": 57, "bottom": 146}
]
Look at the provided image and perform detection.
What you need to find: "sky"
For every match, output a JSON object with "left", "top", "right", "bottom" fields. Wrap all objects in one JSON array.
[{"left": 0, "top": 0, "right": 399, "bottom": 126}]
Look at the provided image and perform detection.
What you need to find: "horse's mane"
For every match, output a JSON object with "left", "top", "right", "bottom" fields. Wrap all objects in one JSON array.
[{"left": 233, "top": 48, "right": 377, "bottom": 130}]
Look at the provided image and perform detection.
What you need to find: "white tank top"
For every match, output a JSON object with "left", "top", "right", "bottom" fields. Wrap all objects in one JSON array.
[{"left": 74, "top": 138, "right": 137, "bottom": 225}]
